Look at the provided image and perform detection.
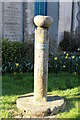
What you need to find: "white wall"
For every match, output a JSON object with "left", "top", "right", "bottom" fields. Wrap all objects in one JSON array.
[{"left": 58, "top": 1, "right": 72, "bottom": 43}]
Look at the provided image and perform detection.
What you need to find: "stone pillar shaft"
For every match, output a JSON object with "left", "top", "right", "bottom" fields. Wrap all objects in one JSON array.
[
  {"left": 34, "top": 27, "right": 49, "bottom": 101},
  {"left": 34, "top": 15, "right": 53, "bottom": 102}
]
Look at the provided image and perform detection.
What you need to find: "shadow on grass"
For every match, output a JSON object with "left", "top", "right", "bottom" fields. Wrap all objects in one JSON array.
[
  {"left": 75, "top": 114, "right": 80, "bottom": 120},
  {"left": 57, "top": 96, "right": 79, "bottom": 119},
  {"left": 48, "top": 72, "right": 79, "bottom": 91},
  {"left": 2, "top": 72, "right": 79, "bottom": 118},
  {"left": 2, "top": 72, "right": 79, "bottom": 96},
  {"left": 2, "top": 73, "right": 34, "bottom": 96}
]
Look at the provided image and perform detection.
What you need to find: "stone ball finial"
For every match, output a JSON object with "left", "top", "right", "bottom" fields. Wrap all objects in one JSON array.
[{"left": 34, "top": 15, "right": 53, "bottom": 28}]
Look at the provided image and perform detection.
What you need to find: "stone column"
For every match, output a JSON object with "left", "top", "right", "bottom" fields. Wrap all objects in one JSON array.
[{"left": 34, "top": 15, "right": 53, "bottom": 102}]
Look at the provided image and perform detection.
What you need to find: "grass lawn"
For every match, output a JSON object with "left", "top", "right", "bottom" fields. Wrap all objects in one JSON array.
[{"left": 1, "top": 72, "right": 80, "bottom": 119}]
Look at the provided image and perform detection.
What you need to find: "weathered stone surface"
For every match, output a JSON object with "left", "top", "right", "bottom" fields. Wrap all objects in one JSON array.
[
  {"left": 34, "top": 15, "right": 53, "bottom": 28},
  {"left": 34, "top": 15, "right": 53, "bottom": 102},
  {"left": 16, "top": 94, "right": 65, "bottom": 117},
  {"left": 34, "top": 15, "right": 52, "bottom": 101},
  {"left": 16, "top": 15, "right": 65, "bottom": 118},
  {"left": 2, "top": 3, "right": 22, "bottom": 41},
  {"left": 34, "top": 27, "right": 48, "bottom": 102}
]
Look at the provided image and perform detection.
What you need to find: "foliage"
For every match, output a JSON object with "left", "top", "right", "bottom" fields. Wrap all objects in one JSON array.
[
  {"left": 1, "top": 72, "right": 79, "bottom": 118},
  {"left": 2, "top": 39, "right": 33, "bottom": 73},
  {"left": 49, "top": 51, "right": 80, "bottom": 75},
  {"left": 59, "top": 31, "right": 79, "bottom": 51},
  {"left": 2, "top": 39, "right": 80, "bottom": 76},
  {"left": 2, "top": 38, "right": 22, "bottom": 63}
]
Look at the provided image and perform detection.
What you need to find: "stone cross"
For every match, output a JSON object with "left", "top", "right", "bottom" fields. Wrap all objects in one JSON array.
[{"left": 34, "top": 15, "right": 53, "bottom": 102}]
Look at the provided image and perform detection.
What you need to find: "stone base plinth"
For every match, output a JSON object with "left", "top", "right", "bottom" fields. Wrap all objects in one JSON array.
[{"left": 16, "top": 93, "right": 65, "bottom": 117}]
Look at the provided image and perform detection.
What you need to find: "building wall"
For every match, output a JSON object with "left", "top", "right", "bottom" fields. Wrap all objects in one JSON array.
[
  {"left": 0, "top": 2, "right": 79, "bottom": 45},
  {"left": 58, "top": 1, "right": 72, "bottom": 43},
  {"left": 72, "top": 2, "right": 79, "bottom": 33},
  {"left": 47, "top": 2, "right": 59, "bottom": 52},
  {"left": 0, "top": 2, "right": 2, "bottom": 40},
  {"left": 1, "top": 2, "right": 23, "bottom": 41},
  {"left": 23, "top": 2, "right": 34, "bottom": 42},
  {"left": 47, "top": 2, "right": 59, "bottom": 41}
]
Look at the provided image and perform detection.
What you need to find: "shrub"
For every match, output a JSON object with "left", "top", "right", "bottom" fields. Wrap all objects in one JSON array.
[
  {"left": 60, "top": 31, "right": 79, "bottom": 51},
  {"left": 2, "top": 39, "right": 80, "bottom": 75},
  {"left": 2, "top": 39, "right": 22, "bottom": 63},
  {"left": 49, "top": 51, "right": 80, "bottom": 75},
  {"left": 2, "top": 39, "right": 34, "bottom": 73}
]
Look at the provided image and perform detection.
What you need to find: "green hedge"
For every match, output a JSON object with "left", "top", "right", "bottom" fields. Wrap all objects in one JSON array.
[
  {"left": 49, "top": 51, "right": 80, "bottom": 75},
  {"left": 2, "top": 39, "right": 80, "bottom": 75},
  {"left": 60, "top": 31, "right": 79, "bottom": 51},
  {"left": 2, "top": 39, "right": 33, "bottom": 73}
]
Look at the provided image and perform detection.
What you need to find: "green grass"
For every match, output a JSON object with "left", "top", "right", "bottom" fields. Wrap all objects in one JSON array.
[{"left": 1, "top": 72, "right": 80, "bottom": 118}]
